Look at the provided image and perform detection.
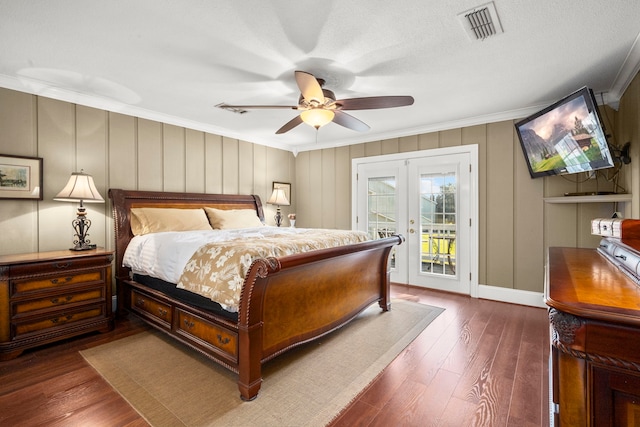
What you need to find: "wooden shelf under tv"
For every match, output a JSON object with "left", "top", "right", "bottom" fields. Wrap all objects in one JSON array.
[{"left": 544, "top": 194, "right": 632, "bottom": 204}]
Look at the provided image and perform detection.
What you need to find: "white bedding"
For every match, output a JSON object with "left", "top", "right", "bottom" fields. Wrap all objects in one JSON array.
[{"left": 123, "top": 226, "right": 330, "bottom": 285}]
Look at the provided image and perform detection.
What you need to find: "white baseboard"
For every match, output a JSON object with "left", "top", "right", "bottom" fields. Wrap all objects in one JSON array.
[{"left": 478, "top": 284, "right": 547, "bottom": 309}]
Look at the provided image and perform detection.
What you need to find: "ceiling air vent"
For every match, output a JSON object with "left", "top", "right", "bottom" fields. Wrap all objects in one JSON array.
[{"left": 458, "top": 2, "right": 503, "bottom": 40}]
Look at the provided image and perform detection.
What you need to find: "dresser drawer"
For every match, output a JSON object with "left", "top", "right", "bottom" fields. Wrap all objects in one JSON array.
[
  {"left": 176, "top": 308, "right": 238, "bottom": 360},
  {"left": 0, "top": 249, "right": 114, "bottom": 360},
  {"left": 12, "top": 287, "right": 105, "bottom": 317},
  {"left": 7, "top": 256, "right": 110, "bottom": 278},
  {"left": 12, "top": 271, "right": 104, "bottom": 296},
  {"left": 13, "top": 304, "right": 105, "bottom": 337},
  {"left": 130, "top": 289, "right": 172, "bottom": 328}
]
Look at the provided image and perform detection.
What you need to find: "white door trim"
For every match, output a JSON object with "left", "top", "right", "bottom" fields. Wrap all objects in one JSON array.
[{"left": 352, "top": 145, "right": 479, "bottom": 298}]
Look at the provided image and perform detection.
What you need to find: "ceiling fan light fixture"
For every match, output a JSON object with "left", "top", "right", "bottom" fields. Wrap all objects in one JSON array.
[{"left": 300, "top": 109, "right": 334, "bottom": 129}]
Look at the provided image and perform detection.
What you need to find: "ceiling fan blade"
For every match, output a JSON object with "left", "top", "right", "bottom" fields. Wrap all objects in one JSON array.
[
  {"left": 332, "top": 110, "right": 370, "bottom": 132},
  {"left": 295, "top": 71, "right": 325, "bottom": 104},
  {"left": 336, "top": 95, "right": 414, "bottom": 110},
  {"left": 275, "top": 115, "right": 304, "bottom": 134},
  {"left": 217, "top": 103, "right": 297, "bottom": 111}
]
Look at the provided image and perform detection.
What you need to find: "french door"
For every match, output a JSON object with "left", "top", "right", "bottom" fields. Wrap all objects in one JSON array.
[{"left": 353, "top": 146, "right": 478, "bottom": 295}]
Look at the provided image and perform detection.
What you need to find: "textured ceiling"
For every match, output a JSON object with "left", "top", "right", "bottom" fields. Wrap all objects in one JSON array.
[{"left": 1, "top": 1, "right": 639, "bottom": 153}]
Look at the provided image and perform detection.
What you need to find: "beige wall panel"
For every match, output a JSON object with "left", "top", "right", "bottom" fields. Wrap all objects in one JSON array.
[
  {"left": 485, "top": 121, "right": 514, "bottom": 288},
  {"left": 162, "top": 124, "right": 186, "bottom": 192},
  {"left": 545, "top": 174, "right": 578, "bottom": 198},
  {"left": 288, "top": 152, "right": 296, "bottom": 213},
  {"left": 350, "top": 143, "right": 365, "bottom": 161},
  {"left": 543, "top": 175, "right": 579, "bottom": 250},
  {"left": 618, "top": 73, "right": 639, "bottom": 218},
  {"left": 544, "top": 203, "right": 578, "bottom": 247},
  {"left": 75, "top": 105, "right": 108, "bottom": 249},
  {"left": 0, "top": 89, "right": 36, "bottom": 154},
  {"left": 419, "top": 132, "right": 439, "bottom": 150},
  {"left": 365, "top": 141, "right": 382, "bottom": 157},
  {"left": 440, "top": 128, "right": 462, "bottom": 147},
  {"left": 321, "top": 148, "right": 336, "bottom": 229},
  {"left": 137, "top": 119, "right": 162, "bottom": 191},
  {"left": 185, "top": 129, "right": 205, "bottom": 193},
  {"left": 306, "top": 150, "right": 323, "bottom": 226},
  {"left": 0, "top": 90, "right": 38, "bottom": 254},
  {"left": 513, "top": 126, "right": 545, "bottom": 292},
  {"left": 252, "top": 144, "right": 267, "bottom": 201},
  {"left": 108, "top": 113, "right": 137, "bottom": 190},
  {"left": 222, "top": 137, "right": 239, "bottom": 194},
  {"left": 462, "top": 125, "right": 488, "bottom": 284},
  {"left": 381, "top": 138, "right": 399, "bottom": 154},
  {"left": 294, "top": 151, "right": 311, "bottom": 228},
  {"left": 37, "top": 98, "right": 75, "bottom": 251},
  {"left": 0, "top": 90, "right": 290, "bottom": 260},
  {"left": 335, "top": 145, "right": 352, "bottom": 229},
  {"left": 205, "top": 133, "right": 223, "bottom": 194},
  {"left": 399, "top": 135, "right": 419, "bottom": 153},
  {"left": 238, "top": 140, "right": 254, "bottom": 196},
  {"left": 0, "top": 202, "right": 39, "bottom": 255},
  {"left": 265, "top": 147, "right": 293, "bottom": 222}
]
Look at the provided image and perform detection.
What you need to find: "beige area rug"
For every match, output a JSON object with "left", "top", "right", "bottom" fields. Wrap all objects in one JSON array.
[{"left": 81, "top": 300, "right": 443, "bottom": 427}]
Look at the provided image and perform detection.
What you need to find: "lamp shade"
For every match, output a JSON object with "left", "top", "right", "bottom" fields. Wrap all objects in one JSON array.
[
  {"left": 300, "top": 109, "right": 334, "bottom": 129},
  {"left": 54, "top": 171, "right": 104, "bottom": 203},
  {"left": 267, "top": 188, "right": 290, "bottom": 206}
]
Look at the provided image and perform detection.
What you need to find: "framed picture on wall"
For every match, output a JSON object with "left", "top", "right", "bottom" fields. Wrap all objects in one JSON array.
[
  {"left": 0, "top": 154, "right": 43, "bottom": 200},
  {"left": 273, "top": 181, "right": 291, "bottom": 204}
]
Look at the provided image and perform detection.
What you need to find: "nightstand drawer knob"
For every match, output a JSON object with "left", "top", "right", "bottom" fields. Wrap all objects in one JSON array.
[
  {"left": 50, "top": 276, "right": 73, "bottom": 285},
  {"left": 50, "top": 295, "right": 73, "bottom": 304},
  {"left": 53, "top": 262, "right": 72, "bottom": 269},
  {"left": 50, "top": 314, "right": 74, "bottom": 324}
]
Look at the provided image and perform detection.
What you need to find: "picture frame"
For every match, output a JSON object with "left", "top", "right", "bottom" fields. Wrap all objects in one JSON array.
[
  {"left": 0, "top": 154, "right": 43, "bottom": 200},
  {"left": 273, "top": 181, "right": 291, "bottom": 204}
]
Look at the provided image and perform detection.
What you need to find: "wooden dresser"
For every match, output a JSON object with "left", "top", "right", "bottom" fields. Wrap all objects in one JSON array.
[
  {"left": 0, "top": 248, "right": 114, "bottom": 360},
  {"left": 546, "top": 247, "right": 640, "bottom": 426}
]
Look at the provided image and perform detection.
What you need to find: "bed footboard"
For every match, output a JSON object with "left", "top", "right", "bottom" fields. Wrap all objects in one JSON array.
[{"left": 237, "top": 234, "right": 403, "bottom": 400}]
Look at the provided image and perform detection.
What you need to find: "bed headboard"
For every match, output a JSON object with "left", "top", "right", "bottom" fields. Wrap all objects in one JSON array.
[{"left": 108, "top": 189, "right": 265, "bottom": 281}]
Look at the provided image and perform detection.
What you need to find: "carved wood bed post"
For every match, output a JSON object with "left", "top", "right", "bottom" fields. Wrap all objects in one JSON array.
[{"left": 237, "top": 258, "right": 278, "bottom": 400}]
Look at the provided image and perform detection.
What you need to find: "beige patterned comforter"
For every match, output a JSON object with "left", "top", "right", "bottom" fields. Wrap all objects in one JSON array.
[{"left": 176, "top": 229, "right": 369, "bottom": 312}]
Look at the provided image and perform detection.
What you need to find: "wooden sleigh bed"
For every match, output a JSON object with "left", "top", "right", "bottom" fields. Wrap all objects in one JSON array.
[{"left": 109, "top": 189, "right": 404, "bottom": 400}]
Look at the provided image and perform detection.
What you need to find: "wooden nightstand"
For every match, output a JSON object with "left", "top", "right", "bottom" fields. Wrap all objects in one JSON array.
[{"left": 0, "top": 248, "right": 114, "bottom": 360}]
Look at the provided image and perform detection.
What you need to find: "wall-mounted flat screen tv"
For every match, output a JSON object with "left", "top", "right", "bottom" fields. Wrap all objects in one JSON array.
[{"left": 515, "top": 86, "right": 614, "bottom": 179}]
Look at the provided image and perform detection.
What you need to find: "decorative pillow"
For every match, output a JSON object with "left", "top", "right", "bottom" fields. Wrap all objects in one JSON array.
[
  {"left": 204, "top": 207, "right": 264, "bottom": 229},
  {"left": 130, "top": 208, "right": 213, "bottom": 235}
]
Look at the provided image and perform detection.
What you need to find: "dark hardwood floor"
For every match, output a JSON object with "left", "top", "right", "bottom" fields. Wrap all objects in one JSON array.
[{"left": 0, "top": 285, "right": 549, "bottom": 426}]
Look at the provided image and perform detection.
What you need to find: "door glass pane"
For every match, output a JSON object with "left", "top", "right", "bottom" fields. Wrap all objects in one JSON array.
[
  {"left": 368, "top": 176, "right": 396, "bottom": 269},
  {"left": 420, "top": 172, "right": 456, "bottom": 276}
]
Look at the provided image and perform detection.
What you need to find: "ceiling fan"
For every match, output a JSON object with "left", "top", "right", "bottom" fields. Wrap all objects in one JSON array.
[{"left": 217, "top": 71, "right": 414, "bottom": 134}]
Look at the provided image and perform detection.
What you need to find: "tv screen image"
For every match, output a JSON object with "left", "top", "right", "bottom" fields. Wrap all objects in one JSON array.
[{"left": 515, "top": 87, "right": 614, "bottom": 179}]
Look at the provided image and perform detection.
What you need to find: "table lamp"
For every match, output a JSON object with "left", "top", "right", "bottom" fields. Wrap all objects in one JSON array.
[
  {"left": 267, "top": 188, "right": 290, "bottom": 227},
  {"left": 54, "top": 170, "right": 104, "bottom": 250}
]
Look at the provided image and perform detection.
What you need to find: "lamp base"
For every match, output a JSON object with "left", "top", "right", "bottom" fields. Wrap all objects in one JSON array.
[
  {"left": 274, "top": 208, "right": 283, "bottom": 227},
  {"left": 70, "top": 243, "right": 97, "bottom": 251}
]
